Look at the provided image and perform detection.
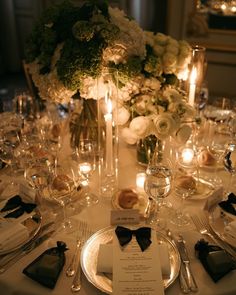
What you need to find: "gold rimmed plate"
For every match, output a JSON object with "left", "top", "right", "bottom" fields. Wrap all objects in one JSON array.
[{"left": 80, "top": 226, "right": 180, "bottom": 294}]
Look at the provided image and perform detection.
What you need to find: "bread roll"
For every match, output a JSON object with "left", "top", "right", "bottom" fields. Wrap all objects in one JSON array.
[
  {"left": 176, "top": 175, "right": 196, "bottom": 191},
  {"left": 118, "top": 189, "right": 139, "bottom": 209},
  {"left": 199, "top": 149, "right": 216, "bottom": 166}
]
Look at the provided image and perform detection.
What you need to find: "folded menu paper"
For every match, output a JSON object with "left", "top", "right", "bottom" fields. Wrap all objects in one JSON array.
[
  {"left": 224, "top": 220, "right": 236, "bottom": 240},
  {"left": 0, "top": 221, "right": 29, "bottom": 251},
  {"left": 97, "top": 243, "right": 171, "bottom": 278}
]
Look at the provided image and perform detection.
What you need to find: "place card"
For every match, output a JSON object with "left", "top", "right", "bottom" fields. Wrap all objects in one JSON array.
[
  {"left": 204, "top": 186, "right": 224, "bottom": 211},
  {"left": 113, "top": 229, "right": 164, "bottom": 295},
  {"left": 110, "top": 209, "right": 140, "bottom": 225}
]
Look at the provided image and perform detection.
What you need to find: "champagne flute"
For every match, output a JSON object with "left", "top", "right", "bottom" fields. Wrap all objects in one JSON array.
[
  {"left": 76, "top": 139, "right": 98, "bottom": 207},
  {"left": 144, "top": 162, "right": 172, "bottom": 229}
]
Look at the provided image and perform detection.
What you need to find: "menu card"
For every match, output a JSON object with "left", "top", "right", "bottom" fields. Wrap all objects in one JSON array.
[{"left": 113, "top": 229, "right": 164, "bottom": 295}]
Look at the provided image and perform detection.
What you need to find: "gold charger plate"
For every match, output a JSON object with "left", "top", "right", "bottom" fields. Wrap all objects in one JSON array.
[
  {"left": 80, "top": 226, "right": 180, "bottom": 294},
  {"left": 0, "top": 197, "right": 42, "bottom": 255}
]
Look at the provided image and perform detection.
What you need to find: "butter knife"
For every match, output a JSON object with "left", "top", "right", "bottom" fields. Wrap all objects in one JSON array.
[
  {"left": 176, "top": 235, "right": 198, "bottom": 292},
  {"left": 0, "top": 229, "right": 55, "bottom": 274}
]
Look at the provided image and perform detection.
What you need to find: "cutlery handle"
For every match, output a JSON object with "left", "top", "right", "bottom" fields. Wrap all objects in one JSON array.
[
  {"left": 66, "top": 242, "right": 81, "bottom": 277},
  {"left": 185, "top": 262, "right": 198, "bottom": 292},
  {"left": 179, "top": 265, "right": 190, "bottom": 294},
  {"left": 71, "top": 262, "right": 82, "bottom": 292},
  {"left": 0, "top": 251, "right": 26, "bottom": 274}
]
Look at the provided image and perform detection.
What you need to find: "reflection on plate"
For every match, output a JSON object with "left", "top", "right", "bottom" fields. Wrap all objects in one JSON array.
[
  {"left": 0, "top": 197, "right": 42, "bottom": 255},
  {"left": 175, "top": 178, "right": 214, "bottom": 200},
  {"left": 80, "top": 226, "right": 180, "bottom": 294},
  {"left": 111, "top": 189, "right": 151, "bottom": 218},
  {"left": 209, "top": 206, "right": 236, "bottom": 248}
]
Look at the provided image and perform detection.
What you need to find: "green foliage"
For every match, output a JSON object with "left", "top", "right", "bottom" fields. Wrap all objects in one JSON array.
[
  {"left": 57, "top": 37, "right": 104, "bottom": 90},
  {"left": 110, "top": 57, "right": 143, "bottom": 87}
]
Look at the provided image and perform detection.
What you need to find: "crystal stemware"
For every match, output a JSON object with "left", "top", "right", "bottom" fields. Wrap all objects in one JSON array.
[
  {"left": 144, "top": 161, "right": 172, "bottom": 229},
  {"left": 48, "top": 167, "right": 77, "bottom": 232}
]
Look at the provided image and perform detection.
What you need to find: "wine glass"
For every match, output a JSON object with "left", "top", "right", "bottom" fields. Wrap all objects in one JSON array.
[
  {"left": 48, "top": 167, "right": 77, "bottom": 232},
  {"left": 75, "top": 139, "right": 98, "bottom": 207},
  {"left": 144, "top": 161, "right": 172, "bottom": 229}
]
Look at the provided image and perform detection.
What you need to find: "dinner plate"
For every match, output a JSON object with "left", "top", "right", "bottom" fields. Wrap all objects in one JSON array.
[
  {"left": 111, "top": 189, "right": 152, "bottom": 218},
  {"left": 80, "top": 226, "right": 180, "bottom": 294},
  {"left": 0, "top": 196, "right": 42, "bottom": 255},
  {"left": 209, "top": 205, "right": 236, "bottom": 248}
]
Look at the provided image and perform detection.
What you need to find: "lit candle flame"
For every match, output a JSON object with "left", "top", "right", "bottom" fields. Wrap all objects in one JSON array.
[{"left": 182, "top": 148, "right": 194, "bottom": 164}]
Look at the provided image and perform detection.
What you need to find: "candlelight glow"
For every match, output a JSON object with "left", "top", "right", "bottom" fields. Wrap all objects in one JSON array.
[
  {"left": 136, "top": 172, "right": 146, "bottom": 190},
  {"left": 190, "top": 67, "right": 197, "bottom": 84},
  {"left": 107, "top": 98, "right": 112, "bottom": 114},
  {"left": 79, "top": 162, "right": 92, "bottom": 174},
  {"left": 181, "top": 148, "right": 194, "bottom": 164}
]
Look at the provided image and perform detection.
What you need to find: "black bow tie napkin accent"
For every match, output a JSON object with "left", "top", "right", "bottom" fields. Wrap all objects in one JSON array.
[
  {"left": 0, "top": 195, "right": 37, "bottom": 218},
  {"left": 195, "top": 239, "right": 236, "bottom": 282},
  {"left": 23, "top": 241, "right": 68, "bottom": 289},
  {"left": 115, "top": 226, "right": 152, "bottom": 252},
  {"left": 218, "top": 192, "right": 236, "bottom": 216}
]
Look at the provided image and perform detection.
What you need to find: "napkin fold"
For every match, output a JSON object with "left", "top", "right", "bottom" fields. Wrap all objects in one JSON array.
[
  {"left": 97, "top": 243, "right": 171, "bottom": 277},
  {"left": 224, "top": 220, "right": 236, "bottom": 240},
  {"left": 0, "top": 222, "right": 29, "bottom": 251}
]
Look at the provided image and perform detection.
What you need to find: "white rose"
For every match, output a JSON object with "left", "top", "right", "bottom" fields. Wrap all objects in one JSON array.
[
  {"left": 162, "top": 53, "right": 177, "bottom": 68},
  {"left": 130, "top": 116, "right": 151, "bottom": 138},
  {"left": 155, "top": 33, "right": 169, "bottom": 45},
  {"left": 153, "top": 45, "right": 165, "bottom": 56},
  {"left": 143, "top": 78, "right": 161, "bottom": 91},
  {"left": 167, "top": 38, "right": 179, "bottom": 48},
  {"left": 135, "top": 94, "right": 152, "bottom": 115},
  {"left": 175, "top": 124, "right": 192, "bottom": 144},
  {"left": 163, "top": 88, "right": 183, "bottom": 103},
  {"left": 153, "top": 113, "right": 176, "bottom": 139},
  {"left": 121, "top": 127, "right": 139, "bottom": 145},
  {"left": 166, "top": 44, "right": 179, "bottom": 56},
  {"left": 114, "top": 106, "right": 130, "bottom": 125}
]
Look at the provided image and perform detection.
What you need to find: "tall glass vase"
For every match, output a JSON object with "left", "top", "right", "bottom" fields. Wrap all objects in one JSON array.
[{"left": 97, "top": 69, "right": 119, "bottom": 199}]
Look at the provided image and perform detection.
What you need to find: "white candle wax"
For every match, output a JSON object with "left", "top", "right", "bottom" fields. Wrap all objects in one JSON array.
[
  {"left": 188, "top": 67, "right": 197, "bottom": 107},
  {"left": 136, "top": 172, "right": 146, "bottom": 191},
  {"left": 104, "top": 99, "right": 113, "bottom": 175},
  {"left": 182, "top": 148, "right": 194, "bottom": 164}
]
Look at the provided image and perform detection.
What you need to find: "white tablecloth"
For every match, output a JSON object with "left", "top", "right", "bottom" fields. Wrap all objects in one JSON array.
[{"left": 0, "top": 143, "right": 235, "bottom": 295}]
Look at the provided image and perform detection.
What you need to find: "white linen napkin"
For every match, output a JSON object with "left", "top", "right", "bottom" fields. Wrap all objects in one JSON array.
[
  {"left": 0, "top": 220, "right": 29, "bottom": 251},
  {"left": 97, "top": 243, "right": 171, "bottom": 278},
  {"left": 224, "top": 220, "right": 236, "bottom": 240}
]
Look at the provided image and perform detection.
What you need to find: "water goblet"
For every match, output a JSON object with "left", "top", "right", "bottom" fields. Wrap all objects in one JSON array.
[
  {"left": 75, "top": 139, "right": 98, "bottom": 207},
  {"left": 144, "top": 161, "right": 172, "bottom": 229}
]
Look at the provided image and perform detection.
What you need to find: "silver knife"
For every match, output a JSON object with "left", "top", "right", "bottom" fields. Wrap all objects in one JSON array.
[
  {"left": 176, "top": 235, "right": 198, "bottom": 293},
  {"left": 0, "top": 229, "right": 55, "bottom": 274}
]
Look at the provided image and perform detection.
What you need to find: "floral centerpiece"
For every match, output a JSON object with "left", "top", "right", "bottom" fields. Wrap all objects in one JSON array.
[{"left": 25, "top": 0, "right": 195, "bottom": 154}]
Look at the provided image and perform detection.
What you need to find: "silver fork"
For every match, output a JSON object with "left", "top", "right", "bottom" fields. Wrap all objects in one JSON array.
[
  {"left": 191, "top": 214, "right": 236, "bottom": 260},
  {"left": 71, "top": 224, "right": 93, "bottom": 292},
  {"left": 66, "top": 221, "right": 87, "bottom": 277}
]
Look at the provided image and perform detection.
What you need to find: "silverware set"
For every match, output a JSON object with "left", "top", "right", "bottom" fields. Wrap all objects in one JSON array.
[
  {"left": 66, "top": 221, "right": 93, "bottom": 293},
  {"left": 166, "top": 229, "right": 198, "bottom": 293}
]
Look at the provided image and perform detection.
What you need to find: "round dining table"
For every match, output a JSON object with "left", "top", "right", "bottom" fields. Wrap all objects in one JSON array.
[{"left": 0, "top": 139, "right": 236, "bottom": 295}]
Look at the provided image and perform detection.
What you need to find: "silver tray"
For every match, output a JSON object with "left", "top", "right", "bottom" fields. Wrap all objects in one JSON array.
[
  {"left": 81, "top": 226, "right": 180, "bottom": 294},
  {"left": 0, "top": 200, "right": 42, "bottom": 255}
]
